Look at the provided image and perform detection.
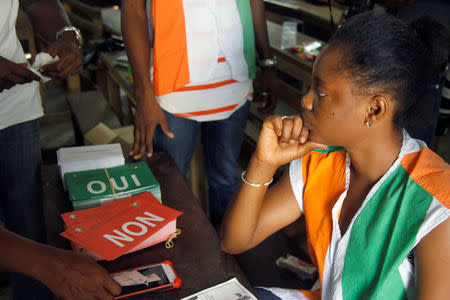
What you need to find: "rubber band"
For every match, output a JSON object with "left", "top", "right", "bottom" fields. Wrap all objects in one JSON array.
[
  {"left": 241, "top": 170, "right": 273, "bottom": 187},
  {"left": 104, "top": 168, "right": 116, "bottom": 199},
  {"left": 165, "top": 229, "right": 181, "bottom": 249}
]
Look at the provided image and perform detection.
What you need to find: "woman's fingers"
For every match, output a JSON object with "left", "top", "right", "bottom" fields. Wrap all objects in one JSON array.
[
  {"left": 290, "top": 116, "right": 303, "bottom": 144},
  {"left": 299, "top": 126, "right": 309, "bottom": 144},
  {"left": 280, "top": 118, "right": 294, "bottom": 146},
  {"left": 258, "top": 115, "right": 325, "bottom": 166},
  {"left": 277, "top": 115, "right": 305, "bottom": 146},
  {"left": 270, "top": 115, "right": 283, "bottom": 137}
]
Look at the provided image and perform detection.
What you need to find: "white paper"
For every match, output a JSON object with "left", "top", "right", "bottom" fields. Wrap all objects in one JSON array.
[
  {"left": 28, "top": 52, "right": 59, "bottom": 82},
  {"left": 57, "top": 143, "right": 125, "bottom": 189},
  {"left": 32, "top": 52, "right": 59, "bottom": 69},
  {"left": 181, "top": 278, "right": 257, "bottom": 300}
]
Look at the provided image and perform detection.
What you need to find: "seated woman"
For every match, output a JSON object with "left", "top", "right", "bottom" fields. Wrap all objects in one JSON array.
[{"left": 220, "top": 11, "right": 449, "bottom": 300}]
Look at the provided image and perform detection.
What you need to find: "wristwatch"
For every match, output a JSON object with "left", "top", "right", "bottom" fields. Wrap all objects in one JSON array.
[
  {"left": 258, "top": 57, "right": 278, "bottom": 68},
  {"left": 56, "top": 25, "right": 83, "bottom": 48}
]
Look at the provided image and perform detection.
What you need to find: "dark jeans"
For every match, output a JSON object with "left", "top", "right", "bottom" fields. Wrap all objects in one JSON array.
[
  {"left": 0, "top": 119, "right": 52, "bottom": 300},
  {"left": 253, "top": 287, "right": 283, "bottom": 300},
  {"left": 154, "top": 101, "right": 250, "bottom": 224}
]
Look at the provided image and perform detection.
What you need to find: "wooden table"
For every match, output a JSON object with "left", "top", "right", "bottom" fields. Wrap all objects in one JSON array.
[{"left": 41, "top": 151, "right": 252, "bottom": 299}]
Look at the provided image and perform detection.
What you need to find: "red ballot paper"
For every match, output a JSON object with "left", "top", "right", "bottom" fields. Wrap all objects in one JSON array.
[{"left": 60, "top": 192, "right": 183, "bottom": 261}]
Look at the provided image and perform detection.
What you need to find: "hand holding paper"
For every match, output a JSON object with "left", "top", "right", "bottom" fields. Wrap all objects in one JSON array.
[
  {"left": 28, "top": 52, "right": 59, "bottom": 83},
  {"left": 0, "top": 56, "right": 41, "bottom": 91},
  {"left": 40, "top": 36, "right": 83, "bottom": 78}
]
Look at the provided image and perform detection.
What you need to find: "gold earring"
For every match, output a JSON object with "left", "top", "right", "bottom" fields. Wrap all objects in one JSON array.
[{"left": 366, "top": 121, "right": 371, "bottom": 128}]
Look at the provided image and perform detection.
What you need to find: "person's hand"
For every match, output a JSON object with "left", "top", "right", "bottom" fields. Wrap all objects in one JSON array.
[
  {"left": 254, "top": 115, "right": 327, "bottom": 167},
  {"left": 40, "top": 249, "right": 121, "bottom": 300},
  {"left": 258, "top": 67, "right": 277, "bottom": 114},
  {"left": 129, "top": 92, "right": 174, "bottom": 160},
  {"left": 40, "top": 33, "right": 83, "bottom": 79},
  {"left": 0, "top": 56, "right": 41, "bottom": 92}
]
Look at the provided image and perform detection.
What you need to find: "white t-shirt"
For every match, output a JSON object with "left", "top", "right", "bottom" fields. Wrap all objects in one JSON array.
[{"left": 0, "top": 0, "right": 43, "bottom": 130}]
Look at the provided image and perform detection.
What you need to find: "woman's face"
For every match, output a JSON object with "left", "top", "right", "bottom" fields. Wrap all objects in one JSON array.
[{"left": 301, "top": 47, "right": 370, "bottom": 147}]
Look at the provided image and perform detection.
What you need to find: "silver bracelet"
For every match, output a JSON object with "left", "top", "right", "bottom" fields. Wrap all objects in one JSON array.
[
  {"left": 241, "top": 170, "right": 273, "bottom": 187},
  {"left": 56, "top": 25, "right": 83, "bottom": 48}
]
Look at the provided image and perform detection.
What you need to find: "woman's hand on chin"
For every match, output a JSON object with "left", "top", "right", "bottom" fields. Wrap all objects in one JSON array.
[{"left": 254, "top": 115, "right": 327, "bottom": 167}]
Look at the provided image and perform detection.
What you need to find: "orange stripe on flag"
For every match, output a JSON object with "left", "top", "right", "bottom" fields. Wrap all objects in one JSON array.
[
  {"left": 175, "top": 79, "right": 237, "bottom": 92},
  {"left": 217, "top": 57, "right": 226, "bottom": 62},
  {"left": 174, "top": 104, "right": 238, "bottom": 118},
  {"left": 152, "top": 0, "right": 190, "bottom": 96},
  {"left": 401, "top": 147, "right": 450, "bottom": 208},
  {"left": 299, "top": 289, "right": 321, "bottom": 300},
  {"left": 302, "top": 151, "right": 347, "bottom": 286}
]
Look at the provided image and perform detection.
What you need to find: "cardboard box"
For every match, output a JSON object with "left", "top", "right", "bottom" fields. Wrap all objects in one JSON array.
[{"left": 84, "top": 122, "right": 134, "bottom": 155}]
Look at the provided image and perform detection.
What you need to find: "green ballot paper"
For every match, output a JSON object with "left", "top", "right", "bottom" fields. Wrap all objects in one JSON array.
[{"left": 64, "top": 161, "right": 161, "bottom": 210}]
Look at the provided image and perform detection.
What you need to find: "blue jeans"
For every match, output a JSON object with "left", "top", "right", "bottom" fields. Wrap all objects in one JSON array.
[
  {"left": 154, "top": 101, "right": 250, "bottom": 224},
  {"left": 253, "top": 287, "right": 283, "bottom": 300},
  {"left": 0, "top": 119, "right": 52, "bottom": 300}
]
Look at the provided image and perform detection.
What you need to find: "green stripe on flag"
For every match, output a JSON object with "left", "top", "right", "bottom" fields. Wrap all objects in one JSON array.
[
  {"left": 236, "top": 0, "right": 256, "bottom": 79},
  {"left": 312, "top": 146, "right": 346, "bottom": 153},
  {"left": 341, "top": 165, "right": 433, "bottom": 299}
]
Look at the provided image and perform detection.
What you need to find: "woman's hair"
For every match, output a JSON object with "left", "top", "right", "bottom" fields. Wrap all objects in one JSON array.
[{"left": 327, "top": 11, "right": 450, "bottom": 129}]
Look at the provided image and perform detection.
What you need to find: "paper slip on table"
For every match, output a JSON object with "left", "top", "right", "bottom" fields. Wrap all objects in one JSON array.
[{"left": 41, "top": 151, "right": 253, "bottom": 299}]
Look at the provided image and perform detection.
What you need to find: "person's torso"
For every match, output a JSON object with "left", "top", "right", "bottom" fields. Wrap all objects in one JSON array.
[
  {"left": 0, "top": 0, "right": 43, "bottom": 130},
  {"left": 149, "top": 0, "right": 255, "bottom": 121},
  {"left": 288, "top": 131, "right": 449, "bottom": 300}
]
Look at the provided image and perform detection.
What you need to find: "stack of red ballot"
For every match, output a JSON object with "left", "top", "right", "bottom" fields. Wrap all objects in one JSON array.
[{"left": 60, "top": 192, "right": 183, "bottom": 261}]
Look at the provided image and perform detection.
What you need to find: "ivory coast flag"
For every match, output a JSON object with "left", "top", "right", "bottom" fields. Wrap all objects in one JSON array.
[
  {"left": 262, "top": 132, "right": 450, "bottom": 300},
  {"left": 152, "top": 0, "right": 256, "bottom": 96}
]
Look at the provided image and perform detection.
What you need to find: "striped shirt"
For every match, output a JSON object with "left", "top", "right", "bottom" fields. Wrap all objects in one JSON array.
[
  {"left": 263, "top": 131, "right": 449, "bottom": 299},
  {"left": 149, "top": 0, "right": 256, "bottom": 122}
]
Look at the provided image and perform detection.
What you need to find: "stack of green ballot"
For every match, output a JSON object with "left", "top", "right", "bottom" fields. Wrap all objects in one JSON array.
[{"left": 64, "top": 161, "right": 161, "bottom": 210}]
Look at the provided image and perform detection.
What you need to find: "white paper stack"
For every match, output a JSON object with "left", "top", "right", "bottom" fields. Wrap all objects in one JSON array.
[
  {"left": 181, "top": 278, "right": 257, "bottom": 300},
  {"left": 57, "top": 144, "right": 125, "bottom": 189}
]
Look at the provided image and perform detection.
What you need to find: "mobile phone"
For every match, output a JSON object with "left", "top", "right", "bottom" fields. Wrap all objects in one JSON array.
[{"left": 111, "top": 260, "right": 181, "bottom": 299}]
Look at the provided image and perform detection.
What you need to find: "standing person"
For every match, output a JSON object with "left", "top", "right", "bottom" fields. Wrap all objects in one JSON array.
[
  {"left": 0, "top": 0, "right": 82, "bottom": 299},
  {"left": 122, "top": 0, "right": 277, "bottom": 224},
  {"left": 221, "top": 11, "right": 449, "bottom": 299}
]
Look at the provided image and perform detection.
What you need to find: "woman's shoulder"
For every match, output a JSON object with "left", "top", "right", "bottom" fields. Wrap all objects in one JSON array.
[{"left": 400, "top": 142, "right": 450, "bottom": 209}]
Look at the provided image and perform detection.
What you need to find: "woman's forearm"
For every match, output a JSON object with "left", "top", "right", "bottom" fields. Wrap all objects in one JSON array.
[{"left": 220, "top": 155, "right": 278, "bottom": 254}]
